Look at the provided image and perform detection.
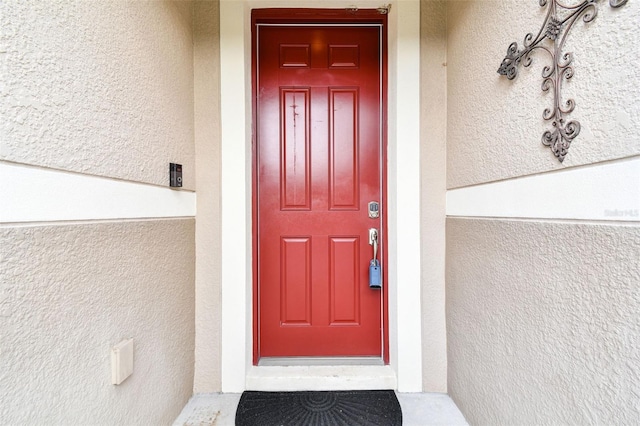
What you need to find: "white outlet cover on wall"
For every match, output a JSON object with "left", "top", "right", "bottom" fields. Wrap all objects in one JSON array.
[{"left": 111, "top": 338, "right": 134, "bottom": 385}]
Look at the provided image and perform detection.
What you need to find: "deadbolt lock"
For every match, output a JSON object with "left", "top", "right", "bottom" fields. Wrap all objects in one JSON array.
[{"left": 368, "top": 201, "right": 380, "bottom": 219}]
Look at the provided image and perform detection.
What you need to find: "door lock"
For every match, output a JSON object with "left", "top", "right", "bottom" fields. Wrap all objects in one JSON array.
[{"left": 368, "top": 201, "right": 379, "bottom": 219}]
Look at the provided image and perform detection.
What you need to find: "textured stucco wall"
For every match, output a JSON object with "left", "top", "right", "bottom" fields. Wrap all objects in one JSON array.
[
  {"left": 446, "top": 0, "right": 640, "bottom": 188},
  {"left": 0, "top": 220, "right": 196, "bottom": 425},
  {"left": 446, "top": 218, "right": 640, "bottom": 425},
  {"left": 1, "top": 0, "right": 198, "bottom": 422},
  {"left": 193, "top": 0, "right": 222, "bottom": 393},
  {"left": 0, "top": 0, "right": 195, "bottom": 189},
  {"left": 444, "top": 0, "right": 640, "bottom": 423},
  {"left": 420, "top": 0, "right": 448, "bottom": 393}
]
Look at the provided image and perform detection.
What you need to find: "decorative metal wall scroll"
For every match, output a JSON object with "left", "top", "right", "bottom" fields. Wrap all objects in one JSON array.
[{"left": 497, "top": 0, "right": 628, "bottom": 162}]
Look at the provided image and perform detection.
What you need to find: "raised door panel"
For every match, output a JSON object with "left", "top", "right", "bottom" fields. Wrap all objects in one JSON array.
[
  {"left": 329, "top": 88, "right": 359, "bottom": 210},
  {"left": 280, "top": 88, "right": 311, "bottom": 210}
]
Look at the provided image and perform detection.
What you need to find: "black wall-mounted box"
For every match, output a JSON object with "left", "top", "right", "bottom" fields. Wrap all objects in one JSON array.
[{"left": 170, "top": 163, "right": 182, "bottom": 187}]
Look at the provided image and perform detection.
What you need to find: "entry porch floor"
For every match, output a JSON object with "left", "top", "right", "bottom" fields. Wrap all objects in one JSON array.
[{"left": 174, "top": 392, "right": 468, "bottom": 425}]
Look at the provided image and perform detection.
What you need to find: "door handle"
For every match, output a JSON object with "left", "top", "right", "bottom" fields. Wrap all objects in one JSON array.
[
  {"left": 368, "top": 228, "right": 381, "bottom": 289},
  {"left": 368, "top": 228, "right": 378, "bottom": 263}
]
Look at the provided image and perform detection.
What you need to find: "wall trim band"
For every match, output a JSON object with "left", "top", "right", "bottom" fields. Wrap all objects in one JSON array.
[{"left": 0, "top": 162, "right": 196, "bottom": 223}]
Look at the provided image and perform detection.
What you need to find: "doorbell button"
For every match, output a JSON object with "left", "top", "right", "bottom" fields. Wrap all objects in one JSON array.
[{"left": 170, "top": 163, "right": 182, "bottom": 188}]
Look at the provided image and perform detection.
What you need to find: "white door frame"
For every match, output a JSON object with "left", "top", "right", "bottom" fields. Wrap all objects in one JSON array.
[{"left": 219, "top": 0, "right": 422, "bottom": 392}]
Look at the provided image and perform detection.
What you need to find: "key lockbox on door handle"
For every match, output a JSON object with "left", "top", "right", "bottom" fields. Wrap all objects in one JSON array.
[{"left": 369, "top": 228, "right": 381, "bottom": 289}]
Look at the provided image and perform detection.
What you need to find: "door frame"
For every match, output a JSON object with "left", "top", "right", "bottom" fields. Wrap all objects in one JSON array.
[
  {"left": 219, "top": 0, "right": 424, "bottom": 392},
  {"left": 251, "top": 9, "right": 389, "bottom": 364}
]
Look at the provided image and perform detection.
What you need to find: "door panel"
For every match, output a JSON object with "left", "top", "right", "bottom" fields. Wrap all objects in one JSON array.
[
  {"left": 330, "top": 237, "right": 360, "bottom": 325},
  {"left": 280, "top": 237, "right": 312, "bottom": 325},
  {"left": 329, "top": 88, "right": 359, "bottom": 209},
  {"left": 280, "top": 89, "right": 311, "bottom": 210},
  {"left": 257, "top": 25, "right": 382, "bottom": 357}
]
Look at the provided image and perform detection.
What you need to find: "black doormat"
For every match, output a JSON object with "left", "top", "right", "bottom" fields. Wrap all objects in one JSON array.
[{"left": 235, "top": 390, "right": 402, "bottom": 426}]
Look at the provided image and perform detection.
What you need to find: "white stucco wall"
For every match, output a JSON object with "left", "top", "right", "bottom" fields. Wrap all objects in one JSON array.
[
  {"left": 193, "top": 0, "right": 223, "bottom": 393},
  {"left": 445, "top": 0, "right": 640, "bottom": 423},
  {"left": 420, "top": 0, "right": 448, "bottom": 393},
  {"left": 447, "top": 0, "right": 639, "bottom": 188},
  {"left": 447, "top": 219, "right": 640, "bottom": 424},
  {"left": 1, "top": 0, "right": 195, "bottom": 189},
  {"left": 1, "top": 221, "right": 196, "bottom": 425},
  {"left": 1, "top": 1, "right": 197, "bottom": 423}
]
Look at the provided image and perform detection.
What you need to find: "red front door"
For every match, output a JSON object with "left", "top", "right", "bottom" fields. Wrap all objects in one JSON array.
[{"left": 255, "top": 20, "right": 385, "bottom": 358}]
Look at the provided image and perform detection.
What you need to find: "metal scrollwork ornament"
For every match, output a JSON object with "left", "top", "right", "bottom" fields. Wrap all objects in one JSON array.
[{"left": 498, "top": 0, "right": 628, "bottom": 162}]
